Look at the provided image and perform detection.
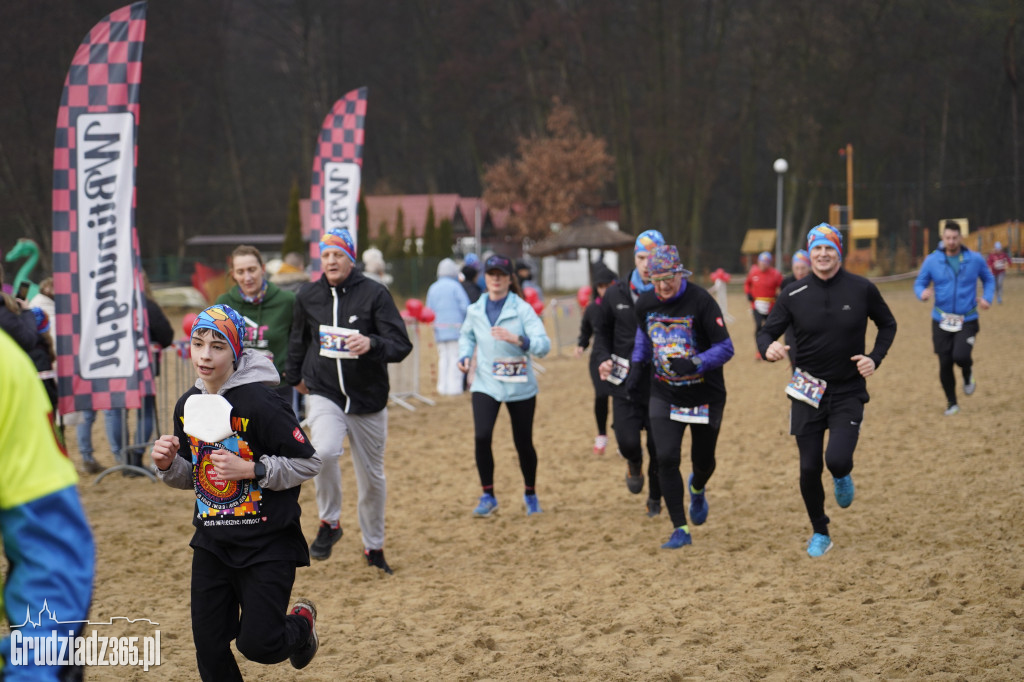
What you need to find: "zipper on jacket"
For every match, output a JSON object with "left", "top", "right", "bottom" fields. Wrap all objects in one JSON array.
[{"left": 331, "top": 286, "right": 351, "bottom": 413}]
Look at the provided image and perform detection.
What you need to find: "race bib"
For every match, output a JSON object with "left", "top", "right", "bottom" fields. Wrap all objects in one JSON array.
[
  {"left": 493, "top": 356, "right": 528, "bottom": 382},
  {"left": 319, "top": 325, "right": 358, "bottom": 359},
  {"left": 786, "top": 368, "right": 827, "bottom": 408},
  {"left": 670, "top": 404, "right": 709, "bottom": 424},
  {"left": 754, "top": 298, "right": 772, "bottom": 315},
  {"left": 939, "top": 313, "right": 964, "bottom": 333},
  {"left": 607, "top": 354, "right": 630, "bottom": 385}
]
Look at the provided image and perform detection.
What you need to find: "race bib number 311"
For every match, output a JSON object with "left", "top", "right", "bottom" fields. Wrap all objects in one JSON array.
[
  {"left": 786, "top": 368, "right": 826, "bottom": 408},
  {"left": 319, "top": 325, "right": 358, "bottom": 359}
]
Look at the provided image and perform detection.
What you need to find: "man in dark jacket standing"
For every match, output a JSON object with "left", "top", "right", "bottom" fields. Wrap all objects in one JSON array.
[{"left": 286, "top": 228, "right": 412, "bottom": 573}]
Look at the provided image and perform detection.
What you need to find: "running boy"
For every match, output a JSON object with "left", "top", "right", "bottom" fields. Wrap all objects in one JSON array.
[{"left": 151, "top": 304, "right": 322, "bottom": 680}]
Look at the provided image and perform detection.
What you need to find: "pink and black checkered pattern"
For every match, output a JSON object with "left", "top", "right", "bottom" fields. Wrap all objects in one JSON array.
[
  {"left": 309, "top": 87, "right": 368, "bottom": 275},
  {"left": 52, "top": 1, "right": 153, "bottom": 414}
]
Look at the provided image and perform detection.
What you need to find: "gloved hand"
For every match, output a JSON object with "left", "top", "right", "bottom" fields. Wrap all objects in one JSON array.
[
  {"left": 670, "top": 356, "right": 698, "bottom": 376},
  {"left": 747, "top": 293, "right": 754, "bottom": 303},
  {"left": 624, "top": 362, "right": 649, "bottom": 402}
]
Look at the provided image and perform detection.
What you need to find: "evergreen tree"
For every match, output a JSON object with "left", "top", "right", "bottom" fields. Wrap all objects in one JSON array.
[
  {"left": 374, "top": 220, "right": 391, "bottom": 256},
  {"left": 438, "top": 217, "right": 454, "bottom": 258},
  {"left": 281, "top": 178, "right": 304, "bottom": 256},
  {"left": 423, "top": 203, "right": 438, "bottom": 257},
  {"left": 357, "top": 194, "right": 369, "bottom": 254},
  {"left": 386, "top": 207, "right": 406, "bottom": 260}
]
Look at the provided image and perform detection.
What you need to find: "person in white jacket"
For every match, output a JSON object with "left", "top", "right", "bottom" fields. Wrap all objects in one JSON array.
[{"left": 458, "top": 255, "right": 551, "bottom": 518}]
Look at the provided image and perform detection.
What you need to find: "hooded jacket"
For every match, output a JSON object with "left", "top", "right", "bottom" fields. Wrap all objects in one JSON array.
[
  {"left": 426, "top": 258, "right": 471, "bottom": 343},
  {"left": 286, "top": 269, "right": 412, "bottom": 414},
  {"left": 914, "top": 246, "right": 994, "bottom": 322},
  {"left": 217, "top": 280, "right": 295, "bottom": 383},
  {"left": 157, "top": 350, "right": 321, "bottom": 568}
]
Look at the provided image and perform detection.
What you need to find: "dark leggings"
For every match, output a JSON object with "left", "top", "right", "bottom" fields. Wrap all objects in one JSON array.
[
  {"left": 792, "top": 396, "right": 862, "bottom": 536},
  {"left": 611, "top": 396, "right": 660, "bottom": 500},
  {"left": 191, "top": 548, "right": 310, "bottom": 682},
  {"left": 472, "top": 392, "right": 538, "bottom": 491},
  {"left": 932, "top": 319, "right": 979, "bottom": 406},
  {"left": 648, "top": 397, "right": 723, "bottom": 528},
  {"left": 594, "top": 396, "right": 609, "bottom": 436}
]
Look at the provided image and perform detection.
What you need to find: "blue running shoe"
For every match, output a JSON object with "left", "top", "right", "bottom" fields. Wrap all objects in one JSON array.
[
  {"left": 524, "top": 494, "right": 542, "bottom": 516},
  {"left": 661, "top": 526, "right": 692, "bottom": 549},
  {"left": 473, "top": 493, "right": 498, "bottom": 518},
  {"left": 833, "top": 475, "right": 854, "bottom": 508},
  {"left": 806, "top": 533, "right": 833, "bottom": 557},
  {"left": 688, "top": 474, "right": 708, "bottom": 525}
]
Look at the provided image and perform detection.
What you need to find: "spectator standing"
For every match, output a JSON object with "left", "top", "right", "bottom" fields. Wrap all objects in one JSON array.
[{"left": 426, "top": 258, "right": 471, "bottom": 395}]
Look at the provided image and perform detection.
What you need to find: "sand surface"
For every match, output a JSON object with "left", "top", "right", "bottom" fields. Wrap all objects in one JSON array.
[{"left": 67, "top": 277, "right": 1023, "bottom": 680}]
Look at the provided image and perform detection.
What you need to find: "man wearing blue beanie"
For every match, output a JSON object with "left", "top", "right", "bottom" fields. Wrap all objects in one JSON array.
[
  {"left": 756, "top": 223, "right": 897, "bottom": 558},
  {"left": 593, "top": 229, "right": 666, "bottom": 517}
]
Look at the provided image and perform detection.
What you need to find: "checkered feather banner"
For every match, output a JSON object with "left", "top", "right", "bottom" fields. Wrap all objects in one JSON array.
[
  {"left": 309, "top": 87, "right": 368, "bottom": 276},
  {"left": 52, "top": 1, "right": 153, "bottom": 414}
]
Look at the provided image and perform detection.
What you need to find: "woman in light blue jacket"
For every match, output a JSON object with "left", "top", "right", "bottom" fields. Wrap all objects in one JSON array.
[{"left": 458, "top": 255, "right": 551, "bottom": 518}]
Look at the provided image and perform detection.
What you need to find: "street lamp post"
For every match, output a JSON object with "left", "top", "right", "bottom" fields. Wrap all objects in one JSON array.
[{"left": 773, "top": 158, "right": 788, "bottom": 268}]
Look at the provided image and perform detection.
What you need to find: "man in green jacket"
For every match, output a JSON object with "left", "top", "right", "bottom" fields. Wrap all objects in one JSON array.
[{"left": 217, "top": 245, "right": 298, "bottom": 404}]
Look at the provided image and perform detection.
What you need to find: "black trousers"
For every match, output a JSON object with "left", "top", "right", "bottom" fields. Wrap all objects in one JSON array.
[
  {"left": 472, "top": 392, "right": 538, "bottom": 491},
  {"left": 611, "top": 395, "right": 660, "bottom": 500},
  {"left": 790, "top": 392, "right": 864, "bottom": 536},
  {"left": 648, "top": 396, "right": 724, "bottom": 528},
  {"left": 931, "top": 319, "right": 980, "bottom": 406},
  {"left": 191, "top": 548, "right": 310, "bottom": 682}
]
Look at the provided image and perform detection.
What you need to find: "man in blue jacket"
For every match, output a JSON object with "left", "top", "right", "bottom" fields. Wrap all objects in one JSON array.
[{"left": 914, "top": 221, "right": 994, "bottom": 416}]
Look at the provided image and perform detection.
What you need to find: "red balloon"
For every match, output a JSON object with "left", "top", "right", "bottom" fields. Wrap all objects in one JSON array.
[
  {"left": 524, "top": 286, "right": 539, "bottom": 304},
  {"left": 182, "top": 313, "right": 198, "bottom": 337},
  {"left": 419, "top": 306, "right": 436, "bottom": 324},
  {"left": 576, "top": 285, "right": 592, "bottom": 309},
  {"left": 531, "top": 300, "right": 545, "bottom": 315},
  {"left": 405, "top": 298, "right": 424, "bottom": 318}
]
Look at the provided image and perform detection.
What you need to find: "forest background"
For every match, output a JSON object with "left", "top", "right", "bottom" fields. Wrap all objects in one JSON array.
[{"left": 1, "top": 0, "right": 1022, "bottom": 280}]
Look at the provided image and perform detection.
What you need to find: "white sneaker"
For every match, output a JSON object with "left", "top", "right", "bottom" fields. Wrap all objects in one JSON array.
[
  {"left": 964, "top": 378, "right": 976, "bottom": 396},
  {"left": 944, "top": 404, "right": 960, "bottom": 416}
]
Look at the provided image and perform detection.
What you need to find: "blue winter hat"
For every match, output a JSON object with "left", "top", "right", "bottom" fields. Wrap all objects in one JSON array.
[
  {"left": 464, "top": 253, "right": 480, "bottom": 267},
  {"left": 191, "top": 304, "right": 247, "bottom": 365},
  {"left": 635, "top": 229, "right": 665, "bottom": 255},
  {"left": 319, "top": 228, "right": 356, "bottom": 263},
  {"left": 806, "top": 223, "right": 843, "bottom": 260},
  {"left": 758, "top": 251, "right": 773, "bottom": 264}
]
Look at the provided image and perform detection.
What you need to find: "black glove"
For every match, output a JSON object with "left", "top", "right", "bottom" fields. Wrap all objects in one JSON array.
[
  {"left": 670, "top": 357, "right": 698, "bottom": 376},
  {"left": 747, "top": 293, "right": 754, "bottom": 303},
  {"left": 624, "top": 362, "right": 649, "bottom": 402}
]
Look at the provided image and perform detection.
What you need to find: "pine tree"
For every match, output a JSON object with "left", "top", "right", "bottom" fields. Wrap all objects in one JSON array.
[
  {"left": 281, "top": 178, "right": 304, "bottom": 257},
  {"left": 423, "top": 203, "right": 438, "bottom": 257},
  {"left": 357, "top": 194, "right": 369, "bottom": 254},
  {"left": 438, "top": 217, "right": 454, "bottom": 258},
  {"left": 386, "top": 207, "right": 406, "bottom": 260}
]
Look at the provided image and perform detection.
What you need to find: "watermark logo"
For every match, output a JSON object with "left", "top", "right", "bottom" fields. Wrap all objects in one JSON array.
[{"left": 10, "top": 601, "right": 160, "bottom": 672}]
